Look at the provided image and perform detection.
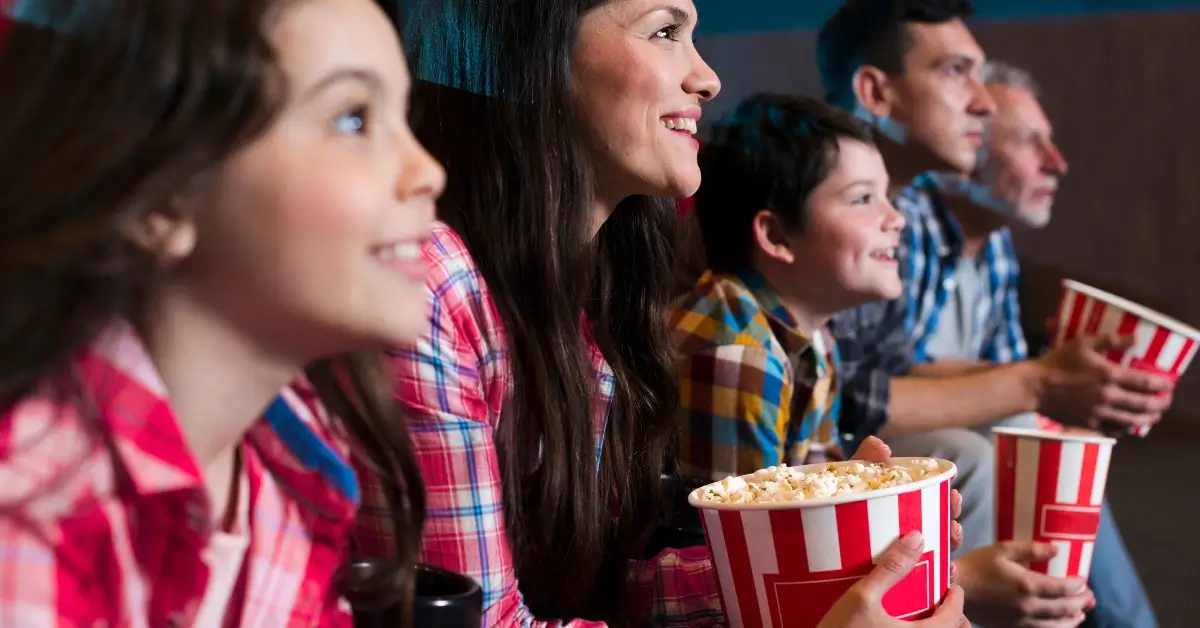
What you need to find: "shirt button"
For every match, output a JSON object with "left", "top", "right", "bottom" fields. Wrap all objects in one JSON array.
[{"left": 184, "top": 498, "right": 209, "bottom": 534}]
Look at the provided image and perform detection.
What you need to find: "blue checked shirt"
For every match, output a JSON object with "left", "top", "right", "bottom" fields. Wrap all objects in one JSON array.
[{"left": 831, "top": 175, "right": 1027, "bottom": 441}]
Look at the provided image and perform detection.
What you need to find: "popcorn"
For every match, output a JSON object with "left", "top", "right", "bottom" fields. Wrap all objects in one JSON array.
[{"left": 696, "top": 459, "right": 943, "bottom": 504}]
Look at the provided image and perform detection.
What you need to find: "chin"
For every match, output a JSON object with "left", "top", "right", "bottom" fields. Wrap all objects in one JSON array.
[
  {"left": 372, "top": 301, "right": 431, "bottom": 348},
  {"left": 874, "top": 279, "right": 905, "bottom": 302},
  {"left": 660, "top": 164, "right": 701, "bottom": 199}
]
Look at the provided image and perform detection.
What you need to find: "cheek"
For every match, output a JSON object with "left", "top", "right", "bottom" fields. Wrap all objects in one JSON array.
[{"left": 204, "top": 156, "right": 384, "bottom": 286}]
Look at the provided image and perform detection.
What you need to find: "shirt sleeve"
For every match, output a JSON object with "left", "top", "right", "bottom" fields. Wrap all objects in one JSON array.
[
  {"left": 830, "top": 299, "right": 915, "bottom": 442},
  {"left": 626, "top": 547, "right": 723, "bottom": 627},
  {"left": 381, "top": 276, "right": 606, "bottom": 628},
  {"left": 676, "top": 342, "right": 792, "bottom": 480}
]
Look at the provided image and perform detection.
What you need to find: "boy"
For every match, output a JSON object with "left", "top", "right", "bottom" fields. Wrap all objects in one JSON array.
[{"left": 672, "top": 93, "right": 904, "bottom": 482}]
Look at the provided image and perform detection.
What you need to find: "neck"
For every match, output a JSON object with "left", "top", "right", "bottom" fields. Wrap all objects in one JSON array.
[
  {"left": 140, "top": 287, "right": 302, "bottom": 471},
  {"left": 872, "top": 127, "right": 938, "bottom": 193},
  {"left": 779, "top": 295, "right": 832, "bottom": 338},
  {"left": 757, "top": 264, "right": 832, "bottom": 337},
  {"left": 589, "top": 186, "right": 622, "bottom": 239}
]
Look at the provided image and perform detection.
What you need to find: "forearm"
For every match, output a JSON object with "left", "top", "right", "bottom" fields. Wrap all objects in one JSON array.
[
  {"left": 878, "top": 361, "right": 1040, "bottom": 437},
  {"left": 909, "top": 360, "right": 996, "bottom": 378}
]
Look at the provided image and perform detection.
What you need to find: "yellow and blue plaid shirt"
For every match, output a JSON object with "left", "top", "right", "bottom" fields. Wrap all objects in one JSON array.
[{"left": 671, "top": 269, "right": 840, "bottom": 482}]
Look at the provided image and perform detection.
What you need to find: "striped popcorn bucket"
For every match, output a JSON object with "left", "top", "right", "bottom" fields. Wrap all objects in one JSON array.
[
  {"left": 688, "top": 459, "right": 956, "bottom": 628},
  {"left": 993, "top": 427, "right": 1115, "bottom": 579},
  {"left": 1048, "top": 279, "right": 1200, "bottom": 436}
]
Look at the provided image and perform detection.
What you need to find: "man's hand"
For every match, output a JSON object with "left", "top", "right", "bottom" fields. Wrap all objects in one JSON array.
[
  {"left": 1032, "top": 334, "right": 1173, "bottom": 431},
  {"left": 817, "top": 531, "right": 970, "bottom": 628},
  {"left": 955, "top": 541, "right": 1094, "bottom": 628},
  {"left": 849, "top": 437, "right": 964, "bottom": 554}
]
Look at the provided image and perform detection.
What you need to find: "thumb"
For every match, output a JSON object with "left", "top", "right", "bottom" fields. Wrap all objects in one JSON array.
[
  {"left": 998, "top": 540, "right": 1058, "bottom": 565},
  {"left": 857, "top": 531, "right": 923, "bottom": 596},
  {"left": 850, "top": 436, "right": 892, "bottom": 463},
  {"left": 921, "top": 585, "right": 966, "bottom": 627}
]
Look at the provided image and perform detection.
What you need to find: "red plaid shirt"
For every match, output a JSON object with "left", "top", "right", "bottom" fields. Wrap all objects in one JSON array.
[
  {"left": 356, "top": 223, "right": 723, "bottom": 627},
  {"left": 0, "top": 322, "right": 359, "bottom": 627}
]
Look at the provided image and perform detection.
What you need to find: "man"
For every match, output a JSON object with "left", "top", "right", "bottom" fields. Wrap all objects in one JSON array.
[
  {"left": 918, "top": 59, "right": 1156, "bottom": 628},
  {"left": 817, "top": 1, "right": 1166, "bottom": 626}
]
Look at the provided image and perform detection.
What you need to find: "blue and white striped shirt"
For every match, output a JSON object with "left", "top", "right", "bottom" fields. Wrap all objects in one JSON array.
[{"left": 899, "top": 174, "right": 1028, "bottom": 364}]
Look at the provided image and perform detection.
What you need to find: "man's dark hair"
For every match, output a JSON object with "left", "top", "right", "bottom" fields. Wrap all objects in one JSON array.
[
  {"left": 694, "top": 93, "right": 876, "bottom": 274},
  {"left": 817, "top": 0, "right": 974, "bottom": 109}
]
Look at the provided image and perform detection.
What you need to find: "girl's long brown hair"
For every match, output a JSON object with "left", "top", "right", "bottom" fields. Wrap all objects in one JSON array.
[
  {"left": 404, "top": 1, "right": 680, "bottom": 622},
  {"left": 0, "top": 0, "right": 424, "bottom": 610}
]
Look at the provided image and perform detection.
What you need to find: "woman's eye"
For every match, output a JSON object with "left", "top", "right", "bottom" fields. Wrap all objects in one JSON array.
[{"left": 654, "top": 24, "right": 681, "bottom": 41}]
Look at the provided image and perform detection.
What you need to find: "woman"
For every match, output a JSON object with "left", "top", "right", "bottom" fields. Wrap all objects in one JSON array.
[
  {"left": 0, "top": 0, "right": 439, "bottom": 624},
  {"left": 355, "top": 0, "right": 967, "bottom": 626}
]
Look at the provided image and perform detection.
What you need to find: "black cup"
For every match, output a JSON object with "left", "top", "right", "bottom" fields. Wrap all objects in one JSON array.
[
  {"left": 342, "top": 560, "right": 483, "bottom": 628},
  {"left": 412, "top": 564, "right": 483, "bottom": 626}
]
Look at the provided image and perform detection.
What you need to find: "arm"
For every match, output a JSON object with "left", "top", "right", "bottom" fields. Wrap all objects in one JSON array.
[
  {"left": 627, "top": 547, "right": 723, "bottom": 628},
  {"left": 830, "top": 301, "right": 916, "bottom": 442},
  {"left": 675, "top": 343, "right": 793, "bottom": 480},
  {"left": 833, "top": 300, "right": 1040, "bottom": 438},
  {"left": 883, "top": 363, "right": 1039, "bottom": 435},
  {"left": 382, "top": 285, "right": 604, "bottom": 628},
  {"left": 909, "top": 360, "right": 996, "bottom": 378}
]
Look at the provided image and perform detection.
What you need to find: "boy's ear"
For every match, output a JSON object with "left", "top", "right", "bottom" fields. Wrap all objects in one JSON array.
[{"left": 751, "top": 210, "right": 795, "bottom": 265}]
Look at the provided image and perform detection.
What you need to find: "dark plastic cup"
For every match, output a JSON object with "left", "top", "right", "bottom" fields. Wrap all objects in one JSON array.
[{"left": 342, "top": 560, "right": 483, "bottom": 627}]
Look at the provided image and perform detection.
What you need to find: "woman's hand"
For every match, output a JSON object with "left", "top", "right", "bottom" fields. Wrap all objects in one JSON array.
[
  {"left": 817, "top": 531, "right": 969, "bottom": 628},
  {"left": 849, "top": 437, "right": 965, "bottom": 554},
  {"left": 955, "top": 541, "right": 1094, "bottom": 628}
]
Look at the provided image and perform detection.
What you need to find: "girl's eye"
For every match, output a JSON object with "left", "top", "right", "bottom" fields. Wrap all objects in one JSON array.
[{"left": 334, "top": 106, "right": 368, "bottom": 135}]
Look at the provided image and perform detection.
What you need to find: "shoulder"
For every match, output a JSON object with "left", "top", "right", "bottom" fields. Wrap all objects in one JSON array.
[
  {"left": 0, "top": 386, "right": 120, "bottom": 537},
  {"left": 422, "top": 222, "right": 502, "bottom": 339},
  {"left": 670, "top": 273, "right": 768, "bottom": 353}
]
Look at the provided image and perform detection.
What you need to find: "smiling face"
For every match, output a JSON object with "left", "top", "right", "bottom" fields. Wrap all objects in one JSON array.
[
  {"left": 975, "top": 83, "right": 1068, "bottom": 228},
  {"left": 172, "top": 0, "right": 445, "bottom": 359},
  {"left": 571, "top": 0, "right": 721, "bottom": 200},
  {"left": 784, "top": 138, "right": 906, "bottom": 309}
]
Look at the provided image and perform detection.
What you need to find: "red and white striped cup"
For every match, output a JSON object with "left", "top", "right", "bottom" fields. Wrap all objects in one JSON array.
[
  {"left": 993, "top": 427, "right": 1115, "bottom": 579},
  {"left": 1047, "top": 279, "right": 1200, "bottom": 436},
  {"left": 688, "top": 459, "right": 957, "bottom": 628}
]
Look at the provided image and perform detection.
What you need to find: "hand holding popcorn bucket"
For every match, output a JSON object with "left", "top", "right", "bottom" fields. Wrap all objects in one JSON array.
[
  {"left": 993, "top": 427, "right": 1115, "bottom": 580},
  {"left": 1046, "top": 279, "right": 1200, "bottom": 436},
  {"left": 689, "top": 459, "right": 957, "bottom": 628}
]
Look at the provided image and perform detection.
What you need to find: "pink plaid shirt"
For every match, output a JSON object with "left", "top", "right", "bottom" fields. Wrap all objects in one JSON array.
[
  {"left": 0, "top": 322, "right": 360, "bottom": 627},
  {"left": 356, "top": 223, "right": 722, "bottom": 627}
]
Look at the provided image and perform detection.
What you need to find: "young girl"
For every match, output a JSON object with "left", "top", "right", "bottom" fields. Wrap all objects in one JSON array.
[
  {"left": 0, "top": 0, "right": 441, "bottom": 624},
  {"left": 354, "top": 1, "right": 968, "bottom": 626}
]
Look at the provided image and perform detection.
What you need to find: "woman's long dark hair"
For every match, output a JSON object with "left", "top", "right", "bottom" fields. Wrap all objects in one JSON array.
[
  {"left": 406, "top": 1, "right": 680, "bottom": 621},
  {"left": 0, "top": 0, "right": 424, "bottom": 610}
]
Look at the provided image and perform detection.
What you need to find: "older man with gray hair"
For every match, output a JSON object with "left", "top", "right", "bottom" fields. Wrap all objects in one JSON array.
[{"left": 901, "top": 59, "right": 1158, "bottom": 628}]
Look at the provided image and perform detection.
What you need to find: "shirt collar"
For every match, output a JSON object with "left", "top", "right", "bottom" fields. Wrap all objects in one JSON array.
[
  {"left": 910, "top": 172, "right": 966, "bottom": 260},
  {"left": 80, "top": 322, "right": 359, "bottom": 514},
  {"left": 731, "top": 268, "right": 813, "bottom": 358}
]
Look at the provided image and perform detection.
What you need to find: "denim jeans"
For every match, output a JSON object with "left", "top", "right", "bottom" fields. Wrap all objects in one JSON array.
[{"left": 1082, "top": 503, "right": 1157, "bottom": 628}]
